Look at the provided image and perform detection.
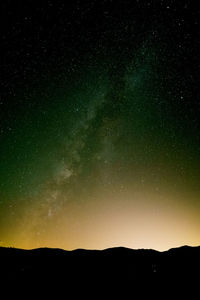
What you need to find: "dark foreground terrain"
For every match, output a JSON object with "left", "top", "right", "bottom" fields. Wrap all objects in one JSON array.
[{"left": 0, "top": 245, "right": 199, "bottom": 295}]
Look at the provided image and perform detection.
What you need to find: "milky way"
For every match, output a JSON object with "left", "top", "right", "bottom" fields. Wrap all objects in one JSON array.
[{"left": 0, "top": 1, "right": 200, "bottom": 250}]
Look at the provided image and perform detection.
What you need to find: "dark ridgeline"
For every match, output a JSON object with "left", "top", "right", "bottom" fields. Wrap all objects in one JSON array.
[{"left": 0, "top": 245, "right": 199, "bottom": 296}]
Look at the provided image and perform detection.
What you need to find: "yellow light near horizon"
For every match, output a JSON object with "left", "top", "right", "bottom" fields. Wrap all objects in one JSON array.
[{"left": 5, "top": 189, "right": 200, "bottom": 252}]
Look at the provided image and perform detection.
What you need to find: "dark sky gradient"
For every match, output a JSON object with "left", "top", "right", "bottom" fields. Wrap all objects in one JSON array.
[{"left": 0, "top": 0, "right": 200, "bottom": 250}]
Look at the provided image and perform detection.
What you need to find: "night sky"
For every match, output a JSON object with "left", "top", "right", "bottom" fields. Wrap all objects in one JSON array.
[{"left": 0, "top": 0, "right": 200, "bottom": 251}]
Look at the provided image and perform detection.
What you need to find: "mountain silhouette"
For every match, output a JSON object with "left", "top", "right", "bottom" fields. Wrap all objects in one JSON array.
[{"left": 0, "top": 245, "right": 199, "bottom": 296}]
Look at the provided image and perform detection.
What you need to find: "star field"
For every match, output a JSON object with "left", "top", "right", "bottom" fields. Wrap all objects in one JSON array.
[{"left": 0, "top": 0, "right": 200, "bottom": 250}]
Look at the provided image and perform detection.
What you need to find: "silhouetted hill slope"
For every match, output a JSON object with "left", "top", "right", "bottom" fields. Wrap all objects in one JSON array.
[{"left": 0, "top": 245, "right": 200, "bottom": 295}]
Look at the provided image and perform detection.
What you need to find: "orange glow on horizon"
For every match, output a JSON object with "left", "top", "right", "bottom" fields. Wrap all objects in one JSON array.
[{"left": 3, "top": 188, "right": 200, "bottom": 252}]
